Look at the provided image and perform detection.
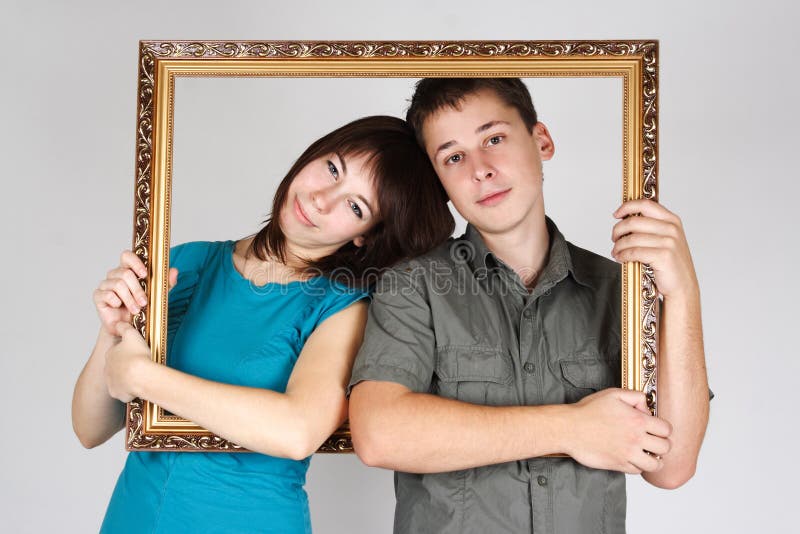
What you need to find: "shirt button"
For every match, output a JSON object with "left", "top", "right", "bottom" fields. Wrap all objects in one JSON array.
[
  {"left": 523, "top": 309, "right": 533, "bottom": 319},
  {"left": 537, "top": 475, "right": 548, "bottom": 486},
  {"left": 523, "top": 362, "right": 535, "bottom": 374}
]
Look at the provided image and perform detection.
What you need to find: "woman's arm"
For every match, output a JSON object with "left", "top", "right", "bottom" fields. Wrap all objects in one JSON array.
[
  {"left": 72, "top": 329, "right": 127, "bottom": 448},
  {"left": 71, "top": 251, "right": 177, "bottom": 448},
  {"left": 105, "top": 301, "right": 368, "bottom": 460}
]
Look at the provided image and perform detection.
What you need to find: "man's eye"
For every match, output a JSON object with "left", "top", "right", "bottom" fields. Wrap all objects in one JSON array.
[
  {"left": 349, "top": 201, "right": 363, "bottom": 219},
  {"left": 446, "top": 153, "right": 462, "bottom": 165},
  {"left": 327, "top": 160, "right": 339, "bottom": 180}
]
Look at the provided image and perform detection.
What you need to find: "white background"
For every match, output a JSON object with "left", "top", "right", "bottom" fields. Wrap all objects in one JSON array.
[{"left": 2, "top": 1, "right": 798, "bottom": 532}]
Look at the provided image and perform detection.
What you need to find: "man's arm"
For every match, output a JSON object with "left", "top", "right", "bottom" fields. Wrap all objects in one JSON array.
[
  {"left": 350, "top": 381, "right": 671, "bottom": 474},
  {"left": 612, "top": 199, "right": 710, "bottom": 489}
]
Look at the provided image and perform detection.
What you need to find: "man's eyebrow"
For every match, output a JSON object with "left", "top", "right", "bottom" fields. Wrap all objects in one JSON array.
[
  {"left": 476, "top": 120, "right": 510, "bottom": 134},
  {"left": 433, "top": 140, "right": 456, "bottom": 158},
  {"left": 433, "top": 121, "right": 511, "bottom": 157},
  {"left": 336, "top": 152, "right": 348, "bottom": 175}
]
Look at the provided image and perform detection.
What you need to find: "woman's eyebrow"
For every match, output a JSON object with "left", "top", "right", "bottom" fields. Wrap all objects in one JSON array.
[
  {"left": 336, "top": 152, "right": 348, "bottom": 175},
  {"left": 357, "top": 193, "right": 376, "bottom": 218}
]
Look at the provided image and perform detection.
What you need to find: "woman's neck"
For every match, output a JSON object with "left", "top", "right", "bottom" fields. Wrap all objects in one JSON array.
[{"left": 233, "top": 236, "right": 308, "bottom": 285}]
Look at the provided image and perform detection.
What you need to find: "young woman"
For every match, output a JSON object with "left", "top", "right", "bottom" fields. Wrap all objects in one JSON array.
[{"left": 72, "top": 116, "right": 454, "bottom": 533}]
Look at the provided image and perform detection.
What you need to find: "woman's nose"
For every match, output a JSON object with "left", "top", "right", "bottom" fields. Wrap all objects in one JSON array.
[{"left": 311, "top": 189, "right": 334, "bottom": 213}]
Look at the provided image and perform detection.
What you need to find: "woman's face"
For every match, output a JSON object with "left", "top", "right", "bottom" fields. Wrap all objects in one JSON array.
[{"left": 279, "top": 152, "right": 380, "bottom": 259}]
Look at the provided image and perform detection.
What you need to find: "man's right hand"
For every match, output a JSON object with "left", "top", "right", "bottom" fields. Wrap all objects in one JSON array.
[{"left": 564, "top": 388, "right": 672, "bottom": 474}]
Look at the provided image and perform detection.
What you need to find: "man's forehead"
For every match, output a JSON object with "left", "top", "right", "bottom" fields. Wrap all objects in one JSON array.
[{"left": 421, "top": 90, "right": 518, "bottom": 148}]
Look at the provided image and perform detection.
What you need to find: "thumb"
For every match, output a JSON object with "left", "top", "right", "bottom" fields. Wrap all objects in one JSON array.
[
  {"left": 615, "top": 388, "right": 649, "bottom": 412},
  {"left": 168, "top": 268, "right": 179, "bottom": 290},
  {"left": 114, "top": 321, "right": 137, "bottom": 339}
]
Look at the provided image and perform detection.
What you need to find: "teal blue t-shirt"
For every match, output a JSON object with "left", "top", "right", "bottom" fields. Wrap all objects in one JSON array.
[{"left": 101, "top": 241, "right": 369, "bottom": 534}]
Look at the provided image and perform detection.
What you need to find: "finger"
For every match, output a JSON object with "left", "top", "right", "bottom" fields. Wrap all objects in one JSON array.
[
  {"left": 106, "top": 267, "right": 148, "bottom": 308},
  {"left": 120, "top": 269, "right": 148, "bottom": 307},
  {"left": 630, "top": 450, "right": 663, "bottom": 473},
  {"left": 611, "top": 246, "right": 667, "bottom": 265},
  {"left": 168, "top": 268, "right": 179, "bottom": 290},
  {"left": 645, "top": 416, "right": 673, "bottom": 438},
  {"left": 621, "top": 462, "right": 643, "bottom": 475},
  {"left": 642, "top": 434, "right": 672, "bottom": 457},
  {"left": 614, "top": 199, "right": 679, "bottom": 224},
  {"left": 98, "top": 278, "right": 141, "bottom": 314},
  {"left": 120, "top": 250, "right": 148, "bottom": 278},
  {"left": 94, "top": 288, "right": 123, "bottom": 309},
  {"left": 612, "top": 234, "right": 675, "bottom": 258},
  {"left": 612, "top": 216, "right": 679, "bottom": 242}
]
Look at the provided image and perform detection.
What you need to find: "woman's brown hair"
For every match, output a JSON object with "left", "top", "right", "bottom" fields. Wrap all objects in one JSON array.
[{"left": 250, "top": 115, "right": 455, "bottom": 287}]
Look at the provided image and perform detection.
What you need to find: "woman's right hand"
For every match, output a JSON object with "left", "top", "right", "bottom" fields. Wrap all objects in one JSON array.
[{"left": 93, "top": 250, "right": 177, "bottom": 336}]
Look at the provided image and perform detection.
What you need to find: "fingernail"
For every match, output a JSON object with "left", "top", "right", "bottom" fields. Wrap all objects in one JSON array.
[{"left": 138, "top": 296, "right": 147, "bottom": 306}]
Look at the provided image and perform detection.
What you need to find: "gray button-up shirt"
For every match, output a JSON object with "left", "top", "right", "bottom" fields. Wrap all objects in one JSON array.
[{"left": 349, "top": 218, "right": 625, "bottom": 534}]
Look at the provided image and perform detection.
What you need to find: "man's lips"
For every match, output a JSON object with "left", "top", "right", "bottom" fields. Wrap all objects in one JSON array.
[
  {"left": 477, "top": 188, "right": 511, "bottom": 206},
  {"left": 294, "top": 197, "right": 316, "bottom": 227}
]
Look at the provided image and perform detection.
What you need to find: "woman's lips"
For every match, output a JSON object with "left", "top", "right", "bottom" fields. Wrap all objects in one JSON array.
[
  {"left": 477, "top": 188, "right": 511, "bottom": 206},
  {"left": 294, "top": 197, "right": 316, "bottom": 227}
]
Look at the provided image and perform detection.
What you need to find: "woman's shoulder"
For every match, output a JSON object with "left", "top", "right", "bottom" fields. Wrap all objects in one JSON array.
[
  {"left": 309, "top": 275, "right": 371, "bottom": 301},
  {"left": 170, "top": 240, "right": 234, "bottom": 268}
]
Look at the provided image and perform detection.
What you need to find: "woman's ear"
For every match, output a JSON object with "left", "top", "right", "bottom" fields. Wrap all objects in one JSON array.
[{"left": 352, "top": 236, "right": 365, "bottom": 247}]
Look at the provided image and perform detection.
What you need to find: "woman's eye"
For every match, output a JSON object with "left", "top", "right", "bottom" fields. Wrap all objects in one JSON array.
[
  {"left": 327, "top": 160, "right": 339, "bottom": 180},
  {"left": 488, "top": 135, "right": 503, "bottom": 146},
  {"left": 349, "top": 200, "right": 363, "bottom": 219},
  {"left": 446, "top": 153, "right": 462, "bottom": 165}
]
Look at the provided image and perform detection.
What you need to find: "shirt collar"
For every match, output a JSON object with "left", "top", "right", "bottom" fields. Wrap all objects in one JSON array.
[{"left": 462, "top": 217, "right": 595, "bottom": 290}]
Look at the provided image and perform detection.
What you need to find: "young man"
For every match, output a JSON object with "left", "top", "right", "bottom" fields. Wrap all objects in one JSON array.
[{"left": 348, "top": 79, "right": 710, "bottom": 534}]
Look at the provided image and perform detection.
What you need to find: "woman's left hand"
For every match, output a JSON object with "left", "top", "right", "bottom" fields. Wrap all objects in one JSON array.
[{"left": 104, "top": 322, "right": 153, "bottom": 402}]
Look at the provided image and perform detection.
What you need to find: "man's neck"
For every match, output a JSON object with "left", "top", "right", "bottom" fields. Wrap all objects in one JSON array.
[{"left": 477, "top": 210, "right": 550, "bottom": 289}]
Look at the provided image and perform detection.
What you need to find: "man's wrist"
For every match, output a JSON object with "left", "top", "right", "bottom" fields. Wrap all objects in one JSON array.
[{"left": 532, "top": 403, "right": 576, "bottom": 457}]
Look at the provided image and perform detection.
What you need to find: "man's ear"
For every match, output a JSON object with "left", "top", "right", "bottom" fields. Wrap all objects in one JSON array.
[
  {"left": 352, "top": 236, "right": 365, "bottom": 247},
  {"left": 532, "top": 122, "right": 555, "bottom": 162}
]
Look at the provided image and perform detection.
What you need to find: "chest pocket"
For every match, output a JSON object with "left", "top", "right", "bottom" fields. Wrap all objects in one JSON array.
[
  {"left": 559, "top": 356, "right": 617, "bottom": 403},
  {"left": 434, "top": 347, "right": 517, "bottom": 406}
]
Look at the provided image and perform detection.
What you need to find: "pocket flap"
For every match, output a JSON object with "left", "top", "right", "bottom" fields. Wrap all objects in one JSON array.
[
  {"left": 436, "top": 347, "right": 513, "bottom": 384},
  {"left": 560, "top": 359, "right": 615, "bottom": 390}
]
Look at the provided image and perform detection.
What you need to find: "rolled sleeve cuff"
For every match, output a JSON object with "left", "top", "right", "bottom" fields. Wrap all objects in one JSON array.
[{"left": 347, "top": 363, "right": 430, "bottom": 397}]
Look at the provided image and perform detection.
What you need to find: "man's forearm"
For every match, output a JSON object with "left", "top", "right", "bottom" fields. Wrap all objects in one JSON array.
[
  {"left": 350, "top": 382, "right": 570, "bottom": 473},
  {"left": 642, "top": 289, "right": 709, "bottom": 488}
]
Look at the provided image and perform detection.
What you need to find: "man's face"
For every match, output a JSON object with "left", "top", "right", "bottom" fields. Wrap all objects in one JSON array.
[{"left": 421, "top": 89, "right": 554, "bottom": 236}]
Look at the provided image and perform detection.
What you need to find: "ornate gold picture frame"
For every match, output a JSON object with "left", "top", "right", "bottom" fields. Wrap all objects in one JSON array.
[{"left": 127, "top": 40, "right": 659, "bottom": 452}]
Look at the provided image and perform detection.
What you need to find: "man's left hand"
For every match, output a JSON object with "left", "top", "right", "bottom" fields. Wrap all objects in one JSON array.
[{"left": 612, "top": 199, "right": 699, "bottom": 299}]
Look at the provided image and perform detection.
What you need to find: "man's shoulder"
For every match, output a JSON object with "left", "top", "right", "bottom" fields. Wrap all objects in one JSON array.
[
  {"left": 386, "top": 237, "right": 463, "bottom": 275},
  {"left": 565, "top": 240, "right": 620, "bottom": 284},
  {"left": 371, "top": 237, "right": 470, "bottom": 300}
]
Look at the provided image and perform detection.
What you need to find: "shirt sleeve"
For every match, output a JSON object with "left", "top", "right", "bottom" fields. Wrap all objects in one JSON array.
[
  {"left": 166, "top": 241, "right": 212, "bottom": 343},
  {"left": 316, "top": 283, "right": 371, "bottom": 327},
  {"left": 347, "top": 267, "right": 437, "bottom": 396}
]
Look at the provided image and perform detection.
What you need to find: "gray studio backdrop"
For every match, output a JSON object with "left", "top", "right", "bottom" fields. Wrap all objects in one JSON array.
[{"left": 2, "top": 1, "right": 798, "bottom": 533}]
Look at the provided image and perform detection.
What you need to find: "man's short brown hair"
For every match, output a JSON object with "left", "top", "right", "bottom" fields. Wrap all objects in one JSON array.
[{"left": 406, "top": 78, "right": 538, "bottom": 147}]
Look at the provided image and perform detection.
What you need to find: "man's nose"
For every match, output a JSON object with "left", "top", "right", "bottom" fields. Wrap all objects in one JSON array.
[{"left": 471, "top": 154, "right": 495, "bottom": 182}]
